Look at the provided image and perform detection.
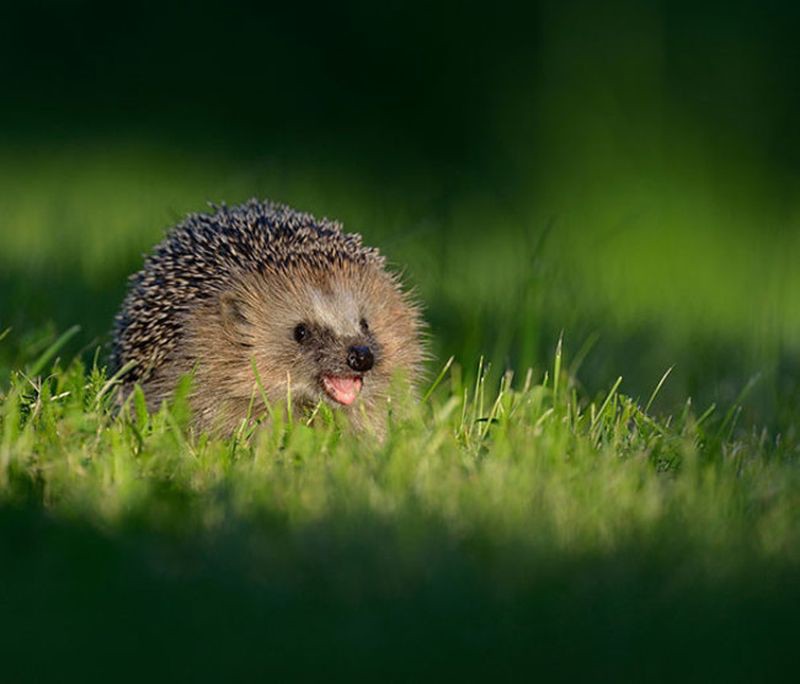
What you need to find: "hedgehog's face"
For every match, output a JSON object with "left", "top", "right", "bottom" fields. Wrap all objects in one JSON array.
[
  {"left": 219, "top": 262, "right": 422, "bottom": 419},
  {"left": 290, "top": 314, "right": 377, "bottom": 407}
]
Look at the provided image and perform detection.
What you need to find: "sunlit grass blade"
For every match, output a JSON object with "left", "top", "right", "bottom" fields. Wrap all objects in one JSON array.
[
  {"left": 95, "top": 359, "right": 138, "bottom": 407},
  {"left": 645, "top": 366, "right": 674, "bottom": 414},
  {"left": 422, "top": 355, "right": 455, "bottom": 402},
  {"left": 552, "top": 332, "right": 563, "bottom": 406},
  {"left": 591, "top": 375, "right": 623, "bottom": 432}
]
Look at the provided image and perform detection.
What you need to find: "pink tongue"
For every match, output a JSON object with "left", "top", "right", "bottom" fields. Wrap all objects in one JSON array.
[{"left": 323, "top": 376, "right": 363, "bottom": 406}]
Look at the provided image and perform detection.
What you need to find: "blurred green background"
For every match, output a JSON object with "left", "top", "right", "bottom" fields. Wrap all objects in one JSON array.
[{"left": 2, "top": 0, "right": 800, "bottom": 429}]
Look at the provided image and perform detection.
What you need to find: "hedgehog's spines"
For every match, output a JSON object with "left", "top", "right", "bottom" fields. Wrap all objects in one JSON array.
[{"left": 111, "top": 199, "right": 386, "bottom": 384}]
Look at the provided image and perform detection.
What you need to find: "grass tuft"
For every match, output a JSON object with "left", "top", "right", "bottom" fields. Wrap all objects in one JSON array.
[{"left": 0, "top": 335, "right": 799, "bottom": 678}]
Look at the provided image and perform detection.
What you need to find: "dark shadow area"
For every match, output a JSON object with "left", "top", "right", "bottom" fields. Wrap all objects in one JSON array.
[
  {"left": 1, "top": 498, "right": 798, "bottom": 682},
  {"left": 2, "top": 1, "right": 800, "bottom": 190},
  {"left": 0, "top": 1, "right": 539, "bottom": 179}
]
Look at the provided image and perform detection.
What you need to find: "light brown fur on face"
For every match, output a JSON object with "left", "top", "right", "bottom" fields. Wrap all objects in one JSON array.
[
  {"left": 111, "top": 200, "right": 425, "bottom": 434},
  {"left": 181, "top": 261, "right": 422, "bottom": 433}
]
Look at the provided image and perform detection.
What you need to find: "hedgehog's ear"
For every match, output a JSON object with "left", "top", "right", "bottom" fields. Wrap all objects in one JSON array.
[{"left": 219, "top": 291, "right": 249, "bottom": 333}]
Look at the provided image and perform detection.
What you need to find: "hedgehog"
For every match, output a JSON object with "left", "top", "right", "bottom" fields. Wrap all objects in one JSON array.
[{"left": 110, "top": 199, "right": 425, "bottom": 434}]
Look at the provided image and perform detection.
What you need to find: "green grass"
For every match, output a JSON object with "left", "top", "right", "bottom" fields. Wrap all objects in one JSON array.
[
  {"left": 1, "top": 143, "right": 800, "bottom": 680},
  {"left": 1, "top": 331, "right": 799, "bottom": 680}
]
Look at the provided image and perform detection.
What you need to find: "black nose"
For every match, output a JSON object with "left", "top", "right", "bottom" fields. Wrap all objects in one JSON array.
[{"left": 347, "top": 345, "right": 374, "bottom": 372}]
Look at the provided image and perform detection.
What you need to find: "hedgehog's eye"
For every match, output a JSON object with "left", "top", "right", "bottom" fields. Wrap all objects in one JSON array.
[
  {"left": 360, "top": 318, "right": 369, "bottom": 333},
  {"left": 294, "top": 324, "right": 309, "bottom": 343}
]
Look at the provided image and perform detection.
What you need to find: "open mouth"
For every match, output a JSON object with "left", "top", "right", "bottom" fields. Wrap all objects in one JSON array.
[{"left": 321, "top": 375, "right": 363, "bottom": 406}]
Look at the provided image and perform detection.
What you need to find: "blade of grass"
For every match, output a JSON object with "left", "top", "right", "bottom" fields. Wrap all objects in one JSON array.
[
  {"left": 27, "top": 325, "right": 80, "bottom": 377},
  {"left": 552, "top": 332, "right": 563, "bottom": 406},
  {"left": 423, "top": 355, "right": 455, "bottom": 402},
  {"left": 645, "top": 366, "right": 674, "bottom": 414},
  {"left": 717, "top": 373, "right": 761, "bottom": 440},
  {"left": 591, "top": 376, "right": 623, "bottom": 431},
  {"left": 95, "top": 359, "right": 138, "bottom": 407}
]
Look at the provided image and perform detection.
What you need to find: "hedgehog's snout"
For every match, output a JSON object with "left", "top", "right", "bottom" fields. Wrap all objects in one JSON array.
[
  {"left": 319, "top": 342, "right": 374, "bottom": 407},
  {"left": 347, "top": 345, "right": 374, "bottom": 373}
]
